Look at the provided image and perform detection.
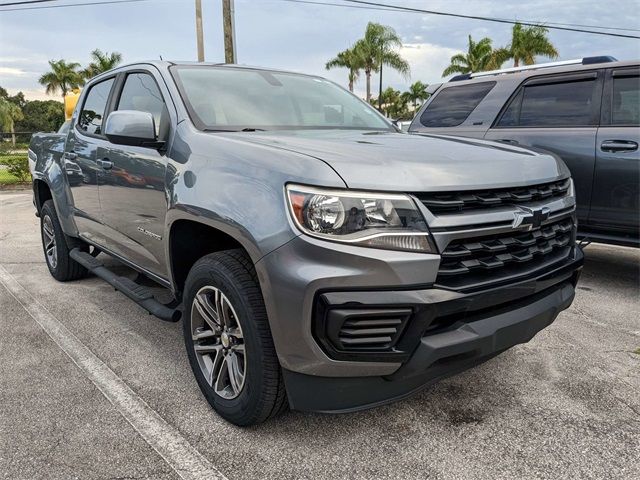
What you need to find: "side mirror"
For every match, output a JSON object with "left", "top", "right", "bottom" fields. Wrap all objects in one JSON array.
[{"left": 104, "top": 110, "right": 159, "bottom": 148}]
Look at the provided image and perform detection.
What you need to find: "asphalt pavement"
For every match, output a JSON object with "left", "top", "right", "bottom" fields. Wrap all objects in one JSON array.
[{"left": 0, "top": 190, "right": 638, "bottom": 480}]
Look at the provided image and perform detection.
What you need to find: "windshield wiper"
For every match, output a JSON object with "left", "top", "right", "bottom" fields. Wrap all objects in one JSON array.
[{"left": 240, "top": 127, "right": 267, "bottom": 132}]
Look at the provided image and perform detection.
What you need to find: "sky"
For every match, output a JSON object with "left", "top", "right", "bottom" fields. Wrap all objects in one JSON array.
[{"left": 1, "top": 0, "right": 639, "bottom": 101}]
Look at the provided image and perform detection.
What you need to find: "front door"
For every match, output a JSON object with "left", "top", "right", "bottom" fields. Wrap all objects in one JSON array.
[
  {"left": 484, "top": 71, "right": 603, "bottom": 225},
  {"left": 98, "top": 71, "right": 172, "bottom": 278},
  {"left": 66, "top": 77, "right": 115, "bottom": 245},
  {"left": 590, "top": 66, "right": 640, "bottom": 237}
]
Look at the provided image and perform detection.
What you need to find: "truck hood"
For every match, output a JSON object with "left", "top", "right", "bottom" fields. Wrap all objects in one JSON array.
[{"left": 223, "top": 130, "right": 570, "bottom": 192}]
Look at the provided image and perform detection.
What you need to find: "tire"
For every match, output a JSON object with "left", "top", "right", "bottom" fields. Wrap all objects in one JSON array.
[
  {"left": 40, "top": 200, "right": 87, "bottom": 282},
  {"left": 183, "top": 249, "right": 287, "bottom": 426}
]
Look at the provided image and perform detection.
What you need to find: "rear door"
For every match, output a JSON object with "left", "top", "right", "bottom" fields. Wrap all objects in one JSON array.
[
  {"left": 484, "top": 71, "right": 603, "bottom": 224},
  {"left": 65, "top": 77, "right": 116, "bottom": 244},
  {"left": 98, "top": 69, "right": 173, "bottom": 278},
  {"left": 590, "top": 66, "right": 640, "bottom": 236}
]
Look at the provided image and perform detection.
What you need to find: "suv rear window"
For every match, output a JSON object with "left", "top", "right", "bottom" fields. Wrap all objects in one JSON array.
[
  {"left": 418, "top": 82, "right": 495, "bottom": 128},
  {"left": 497, "top": 77, "right": 599, "bottom": 127}
]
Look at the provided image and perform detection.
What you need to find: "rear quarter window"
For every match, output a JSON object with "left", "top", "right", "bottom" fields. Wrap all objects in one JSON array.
[{"left": 418, "top": 81, "right": 495, "bottom": 128}]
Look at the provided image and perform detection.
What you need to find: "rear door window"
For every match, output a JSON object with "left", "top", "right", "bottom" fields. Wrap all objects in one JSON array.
[
  {"left": 78, "top": 78, "right": 114, "bottom": 135},
  {"left": 418, "top": 82, "right": 495, "bottom": 127},
  {"left": 611, "top": 74, "right": 639, "bottom": 126},
  {"left": 497, "top": 76, "right": 600, "bottom": 127}
]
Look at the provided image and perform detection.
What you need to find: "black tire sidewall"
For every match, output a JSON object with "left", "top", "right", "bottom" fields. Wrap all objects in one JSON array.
[
  {"left": 40, "top": 200, "right": 72, "bottom": 281},
  {"left": 183, "top": 256, "right": 272, "bottom": 425}
]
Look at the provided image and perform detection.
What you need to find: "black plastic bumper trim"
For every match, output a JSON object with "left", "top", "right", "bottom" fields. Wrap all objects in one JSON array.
[{"left": 285, "top": 278, "right": 577, "bottom": 413}]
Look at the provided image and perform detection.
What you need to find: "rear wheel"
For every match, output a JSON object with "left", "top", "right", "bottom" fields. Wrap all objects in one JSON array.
[
  {"left": 183, "top": 250, "right": 287, "bottom": 426},
  {"left": 40, "top": 200, "right": 87, "bottom": 281}
]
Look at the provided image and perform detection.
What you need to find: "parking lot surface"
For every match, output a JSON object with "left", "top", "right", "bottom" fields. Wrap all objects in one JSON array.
[{"left": 0, "top": 190, "right": 638, "bottom": 480}]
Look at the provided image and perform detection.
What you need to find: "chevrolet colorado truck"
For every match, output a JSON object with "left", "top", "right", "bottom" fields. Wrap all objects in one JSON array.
[{"left": 29, "top": 61, "right": 583, "bottom": 426}]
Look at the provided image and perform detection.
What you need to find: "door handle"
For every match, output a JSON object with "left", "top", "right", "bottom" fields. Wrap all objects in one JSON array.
[
  {"left": 500, "top": 139, "right": 519, "bottom": 145},
  {"left": 64, "top": 151, "right": 77, "bottom": 160},
  {"left": 97, "top": 158, "right": 113, "bottom": 170},
  {"left": 600, "top": 140, "right": 638, "bottom": 152}
]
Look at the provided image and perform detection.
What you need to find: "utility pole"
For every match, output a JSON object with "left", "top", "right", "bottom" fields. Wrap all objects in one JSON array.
[
  {"left": 195, "top": 0, "right": 205, "bottom": 62},
  {"left": 378, "top": 62, "right": 383, "bottom": 112},
  {"left": 378, "top": 46, "right": 383, "bottom": 112},
  {"left": 222, "top": 0, "right": 237, "bottom": 63}
]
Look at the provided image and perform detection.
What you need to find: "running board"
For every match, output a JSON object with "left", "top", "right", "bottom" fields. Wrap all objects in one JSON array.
[{"left": 70, "top": 248, "right": 181, "bottom": 322}]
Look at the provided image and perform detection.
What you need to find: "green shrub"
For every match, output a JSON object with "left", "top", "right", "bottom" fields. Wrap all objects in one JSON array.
[{"left": 0, "top": 155, "right": 30, "bottom": 183}]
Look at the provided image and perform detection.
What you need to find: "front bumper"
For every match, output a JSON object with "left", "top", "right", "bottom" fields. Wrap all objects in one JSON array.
[{"left": 257, "top": 235, "right": 583, "bottom": 413}]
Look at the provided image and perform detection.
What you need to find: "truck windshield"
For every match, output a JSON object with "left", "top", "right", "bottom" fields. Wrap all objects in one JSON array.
[{"left": 171, "top": 66, "right": 392, "bottom": 132}]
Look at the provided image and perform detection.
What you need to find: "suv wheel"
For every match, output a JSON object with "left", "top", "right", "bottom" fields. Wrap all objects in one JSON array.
[
  {"left": 183, "top": 250, "right": 287, "bottom": 426},
  {"left": 40, "top": 200, "right": 87, "bottom": 281}
]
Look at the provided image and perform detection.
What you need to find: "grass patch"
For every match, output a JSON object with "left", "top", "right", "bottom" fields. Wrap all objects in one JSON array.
[
  {"left": 633, "top": 348, "right": 640, "bottom": 355},
  {"left": 0, "top": 169, "right": 22, "bottom": 184},
  {"left": 0, "top": 153, "right": 30, "bottom": 185}
]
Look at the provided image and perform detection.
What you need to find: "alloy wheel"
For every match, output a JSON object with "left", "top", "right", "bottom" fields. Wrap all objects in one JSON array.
[
  {"left": 191, "top": 286, "right": 246, "bottom": 399},
  {"left": 42, "top": 215, "right": 57, "bottom": 269}
]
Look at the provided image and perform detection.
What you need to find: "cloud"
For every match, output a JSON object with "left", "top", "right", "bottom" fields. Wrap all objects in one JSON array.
[
  {"left": 3, "top": 88, "right": 54, "bottom": 101},
  {"left": 398, "top": 42, "right": 460, "bottom": 85},
  {"left": 0, "top": 67, "right": 27, "bottom": 77}
]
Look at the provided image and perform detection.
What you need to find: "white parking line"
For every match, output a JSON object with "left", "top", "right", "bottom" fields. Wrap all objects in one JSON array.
[{"left": 0, "top": 265, "right": 228, "bottom": 480}]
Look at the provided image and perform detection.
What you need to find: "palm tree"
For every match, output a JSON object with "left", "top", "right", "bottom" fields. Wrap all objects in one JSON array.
[
  {"left": 0, "top": 98, "right": 24, "bottom": 146},
  {"left": 442, "top": 35, "right": 504, "bottom": 77},
  {"left": 503, "top": 23, "right": 559, "bottom": 67},
  {"left": 82, "top": 49, "right": 123, "bottom": 79},
  {"left": 325, "top": 47, "right": 363, "bottom": 92},
  {"left": 405, "top": 81, "right": 429, "bottom": 110},
  {"left": 354, "top": 22, "right": 410, "bottom": 104},
  {"left": 38, "top": 59, "right": 83, "bottom": 99}
]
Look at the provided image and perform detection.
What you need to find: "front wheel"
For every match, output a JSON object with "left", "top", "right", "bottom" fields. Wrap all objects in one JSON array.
[{"left": 183, "top": 250, "right": 287, "bottom": 426}]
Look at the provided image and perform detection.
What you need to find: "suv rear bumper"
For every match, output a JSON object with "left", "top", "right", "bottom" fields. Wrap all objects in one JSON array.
[{"left": 258, "top": 236, "right": 583, "bottom": 412}]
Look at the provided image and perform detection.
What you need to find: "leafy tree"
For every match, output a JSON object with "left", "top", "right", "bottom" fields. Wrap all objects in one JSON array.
[
  {"left": 325, "top": 47, "right": 363, "bottom": 93},
  {"left": 373, "top": 87, "right": 411, "bottom": 119},
  {"left": 38, "top": 59, "right": 83, "bottom": 98},
  {"left": 82, "top": 49, "right": 123, "bottom": 79},
  {"left": 405, "top": 81, "right": 429, "bottom": 110},
  {"left": 16, "top": 100, "right": 64, "bottom": 133},
  {"left": 500, "top": 23, "right": 559, "bottom": 67},
  {"left": 0, "top": 98, "right": 24, "bottom": 146},
  {"left": 442, "top": 35, "right": 505, "bottom": 77},
  {"left": 353, "top": 22, "right": 410, "bottom": 103}
]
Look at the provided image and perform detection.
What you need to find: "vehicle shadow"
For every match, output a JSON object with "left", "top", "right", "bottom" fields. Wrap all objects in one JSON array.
[{"left": 578, "top": 244, "right": 640, "bottom": 291}]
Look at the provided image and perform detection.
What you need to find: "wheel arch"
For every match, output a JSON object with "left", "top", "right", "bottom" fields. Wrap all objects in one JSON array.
[
  {"left": 33, "top": 178, "right": 52, "bottom": 214},
  {"left": 168, "top": 218, "right": 259, "bottom": 298}
]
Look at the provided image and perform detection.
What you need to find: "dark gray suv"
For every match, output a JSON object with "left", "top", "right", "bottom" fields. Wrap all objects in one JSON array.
[{"left": 410, "top": 57, "right": 639, "bottom": 247}]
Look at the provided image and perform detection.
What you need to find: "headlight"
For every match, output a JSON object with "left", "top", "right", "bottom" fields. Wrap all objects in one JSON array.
[{"left": 286, "top": 184, "right": 435, "bottom": 253}]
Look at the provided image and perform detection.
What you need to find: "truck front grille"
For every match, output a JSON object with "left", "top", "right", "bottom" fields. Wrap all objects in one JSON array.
[
  {"left": 417, "top": 179, "right": 570, "bottom": 214},
  {"left": 436, "top": 217, "right": 574, "bottom": 291}
]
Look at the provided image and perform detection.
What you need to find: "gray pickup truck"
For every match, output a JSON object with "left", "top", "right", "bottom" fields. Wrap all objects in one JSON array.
[{"left": 29, "top": 61, "right": 583, "bottom": 426}]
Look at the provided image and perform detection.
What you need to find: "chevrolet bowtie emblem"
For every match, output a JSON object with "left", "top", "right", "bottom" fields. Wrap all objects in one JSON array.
[{"left": 512, "top": 206, "right": 551, "bottom": 230}]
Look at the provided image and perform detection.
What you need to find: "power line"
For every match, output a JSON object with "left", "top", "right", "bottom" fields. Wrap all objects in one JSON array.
[
  {"left": 0, "top": 0, "right": 154, "bottom": 11},
  {"left": 281, "top": 0, "right": 640, "bottom": 33},
  {"left": 338, "top": 0, "right": 640, "bottom": 39},
  {"left": 0, "top": 0, "right": 57, "bottom": 6}
]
